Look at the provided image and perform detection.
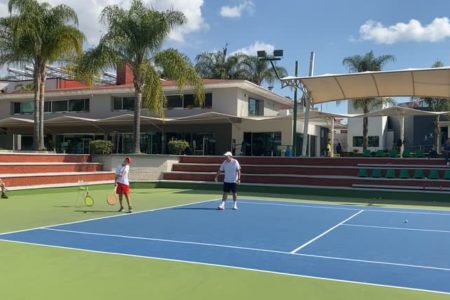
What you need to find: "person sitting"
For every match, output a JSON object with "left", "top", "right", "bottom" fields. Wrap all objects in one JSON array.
[{"left": 0, "top": 178, "right": 8, "bottom": 199}]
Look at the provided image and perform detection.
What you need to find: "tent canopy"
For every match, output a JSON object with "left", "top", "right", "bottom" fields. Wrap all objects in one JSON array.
[{"left": 281, "top": 67, "right": 450, "bottom": 104}]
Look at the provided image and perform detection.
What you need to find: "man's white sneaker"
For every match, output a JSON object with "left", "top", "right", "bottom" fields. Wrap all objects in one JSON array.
[
  {"left": 217, "top": 205, "right": 225, "bottom": 210},
  {"left": 233, "top": 205, "right": 238, "bottom": 210}
]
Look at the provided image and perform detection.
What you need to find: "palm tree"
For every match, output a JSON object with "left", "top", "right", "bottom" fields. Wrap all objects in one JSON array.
[
  {"left": 78, "top": 0, "right": 203, "bottom": 153},
  {"left": 415, "top": 61, "right": 450, "bottom": 152},
  {"left": 194, "top": 45, "right": 242, "bottom": 79},
  {"left": 343, "top": 51, "right": 395, "bottom": 150},
  {"left": 237, "top": 55, "right": 288, "bottom": 86},
  {"left": 0, "top": 0, "right": 84, "bottom": 150}
]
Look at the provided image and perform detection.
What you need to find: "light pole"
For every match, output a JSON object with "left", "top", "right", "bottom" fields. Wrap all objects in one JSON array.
[{"left": 257, "top": 49, "right": 298, "bottom": 156}]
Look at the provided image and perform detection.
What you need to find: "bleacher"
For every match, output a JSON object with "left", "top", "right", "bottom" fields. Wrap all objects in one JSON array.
[{"left": 163, "top": 155, "right": 450, "bottom": 192}]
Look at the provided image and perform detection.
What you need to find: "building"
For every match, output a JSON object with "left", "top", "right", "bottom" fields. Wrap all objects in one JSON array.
[{"left": 0, "top": 66, "right": 336, "bottom": 156}]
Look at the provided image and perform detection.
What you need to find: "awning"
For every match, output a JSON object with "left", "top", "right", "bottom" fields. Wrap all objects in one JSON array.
[
  {"left": 170, "top": 112, "right": 243, "bottom": 124},
  {"left": 0, "top": 117, "right": 34, "bottom": 127},
  {"left": 281, "top": 67, "right": 450, "bottom": 104}
]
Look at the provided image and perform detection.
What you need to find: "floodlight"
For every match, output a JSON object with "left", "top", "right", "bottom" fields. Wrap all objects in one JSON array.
[{"left": 257, "top": 50, "right": 267, "bottom": 58}]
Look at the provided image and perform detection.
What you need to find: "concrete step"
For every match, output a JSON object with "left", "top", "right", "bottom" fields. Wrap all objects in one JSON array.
[{"left": 2, "top": 171, "right": 115, "bottom": 187}]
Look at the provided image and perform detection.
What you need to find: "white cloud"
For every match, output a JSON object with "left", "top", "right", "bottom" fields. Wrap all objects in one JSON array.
[
  {"left": 359, "top": 17, "right": 450, "bottom": 44},
  {"left": 220, "top": 0, "right": 254, "bottom": 19},
  {"left": 230, "top": 41, "right": 275, "bottom": 56},
  {"left": 0, "top": 0, "right": 206, "bottom": 45}
]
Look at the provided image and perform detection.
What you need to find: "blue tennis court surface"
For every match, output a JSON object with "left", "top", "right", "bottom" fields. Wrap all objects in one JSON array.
[{"left": 1, "top": 199, "right": 450, "bottom": 294}]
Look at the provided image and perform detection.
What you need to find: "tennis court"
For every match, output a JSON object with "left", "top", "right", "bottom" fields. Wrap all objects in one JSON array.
[{"left": 2, "top": 198, "right": 450, "bottom": 295}]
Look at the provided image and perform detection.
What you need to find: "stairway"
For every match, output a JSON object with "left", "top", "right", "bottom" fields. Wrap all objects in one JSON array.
[{"left": 0, "top": 153, "right": 114, "bottom": 189}]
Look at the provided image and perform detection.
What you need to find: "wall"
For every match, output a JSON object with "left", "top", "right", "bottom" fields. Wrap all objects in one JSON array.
[{"left": 92, "top": 154, "right": 179, "bottom": 181}]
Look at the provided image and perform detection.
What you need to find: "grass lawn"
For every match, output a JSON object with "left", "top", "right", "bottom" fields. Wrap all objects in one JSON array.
[{"left": 1, "top": 184, "right": 449, "bottom": 300}]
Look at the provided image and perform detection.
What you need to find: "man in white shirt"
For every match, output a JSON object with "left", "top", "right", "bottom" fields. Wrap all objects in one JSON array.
[
  {"left": 215, "top": 151, "right": 241, "bottom": 210},
  {"left": 115, "top": 157, "right": 133, "bottom": 213}
]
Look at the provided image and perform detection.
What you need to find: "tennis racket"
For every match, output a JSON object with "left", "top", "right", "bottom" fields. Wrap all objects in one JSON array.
[
  {"left": 84, "top": 192, "right": 94, "bottom": 207},
  {"left": 107, "top": 187, "right": 117, "bottom": 206}
]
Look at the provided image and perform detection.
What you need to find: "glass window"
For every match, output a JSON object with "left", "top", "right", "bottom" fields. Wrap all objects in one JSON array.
[
  {"left": 204, "top": 93, "right": 212, "bottom": 108},
  {"left": 53, "top": 100, "right": 68, "bottom": 112},
  {"left": 167, "top": 95, "right": 182, "bottom": 108},
  {"left": 69, "top": 99, "right": 89, "bottom": 112},
  {"left": 113, "top": 96, "right": 135, "bottom": 111},
  {"left": 113, "top": 97, "right": 122, "bottom": 110},
  {"left": 122, "top": 97, "right": 135, "bottom": 110},
  {"left": 44, "top": 101, "right": 52, "bottom": 113},
  {"left": 13, "top": 101, "right": 34, "bottom": 114},
  {"left": 353, "top": 136, "right": 363, "bottom": 147},
  {"left": 368, "top": 136, "right": 379, "bottom": 147},
  {"left": 183, "top": 94, "right": 195, "bottom": 108},
  {"left": 248, "top": 97, "right": 263, "bottom": 116},
  {"left": 353, "top": 136, "right": 379, "bottom": 147}
]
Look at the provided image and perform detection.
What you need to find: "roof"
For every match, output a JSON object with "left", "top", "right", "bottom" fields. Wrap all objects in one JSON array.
[{"left": 281, "top": 67, "right": 450, "bottom": 104}]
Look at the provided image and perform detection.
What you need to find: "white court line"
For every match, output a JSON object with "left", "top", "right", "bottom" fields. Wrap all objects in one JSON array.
[
  {"left": 297, "top": 253, "right": 450, "bottom": 272},
  {"left": 240, "top": 200, "right": 450, "bottom": 216},
  {"left": 238, "top": 200, "right": 360, "bottom": 211},
  {"left": 1, "top": 239, "right": 449, "bottom": 297},
  {"left": 3, "top": 227, "right": 450, "bottom": 274},
  {"left": 342, "top": 223, "right": 450, "bottom": 234},
  {"left": 0, "top": 198, "right": 220, "bottom": 237},
  {"left": 42, "top": 227, "right": 288, "bottom": 255},
  {"left": 290, "top": 210, "right": 365, "bottom": 254}
]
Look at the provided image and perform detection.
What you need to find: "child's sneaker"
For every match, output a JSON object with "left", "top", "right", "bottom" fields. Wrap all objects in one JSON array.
[
  {"left": 118, "top": 207, "right": 124, "bottom": 212},
  {"left": 1, "top": 193, "right": 8, "bottom": 199},
  {"left": 233, "top": 205, "right": 238, "bottom": 210},
  {"left": 217, "top": 204, "right": 225, "bottom": 210}
]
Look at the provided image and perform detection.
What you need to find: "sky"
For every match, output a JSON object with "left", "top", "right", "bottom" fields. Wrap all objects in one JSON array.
[{"left": 2, "top": 0, "right": 450, "bottom": 113}]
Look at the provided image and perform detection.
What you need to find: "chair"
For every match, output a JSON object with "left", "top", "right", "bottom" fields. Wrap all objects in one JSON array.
[
  {"left": 362, "top": 149, "right": 372, "bottom": 157},
  {"left": 358, "top": 168, "right": 368, "bottom": 177},
  {"left": 428, "top": 169, "right": 439, "bottom": 180},
  {"left": 389, "top": 149, "right": 398, "bottom": 158},
  {"left": 375, "top": 150, "right": 384, "bottom": 157},
  {"left": 371, "top": 168, "right": 382, "bottom": 178},
  {"left": 402, "top": 149, "right": 411, "bottom": 158},
  {"left": 413, "top": 169, "right": 424, "bottom": 179},
  {"left": 385, "top": 169, "right": 396, "bottom": 178},
  {"left": 415, "top": 149, "right": 425, "bottom": 158},
  {"left": 444, "top": 170, "right": 450, "bottom": 180},
  {"left": 399, "top": 169, "right": 410, "bottom": 179}
]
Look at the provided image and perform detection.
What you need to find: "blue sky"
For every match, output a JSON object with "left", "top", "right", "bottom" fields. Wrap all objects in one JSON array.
[{"left": 2, "top": 0, "right": 450, "bottom": 113}]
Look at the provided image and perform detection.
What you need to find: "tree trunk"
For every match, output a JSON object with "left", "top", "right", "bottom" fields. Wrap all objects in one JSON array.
[
  {"left": 38, "top": 69, "right": 46, "bottom": 150},
  {"left": 362, "top": 116, "right": 368, "bottom": 151},
  {"left": 435, "top": 115, "right": 441, "bottom": 154},
  {"left": 133, "top": 91, "right": 142, "bottom": 154},
  {"left": 32, "top": 76, "right": 40, "bottom": 151}
]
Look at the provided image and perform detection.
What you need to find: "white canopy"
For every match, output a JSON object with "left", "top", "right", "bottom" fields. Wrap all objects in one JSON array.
[{"left": 282, "top": 67, "right": 450, "bottom": 104}]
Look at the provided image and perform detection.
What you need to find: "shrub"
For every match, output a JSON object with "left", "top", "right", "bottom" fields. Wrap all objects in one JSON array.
[
  {"left": 168, "top": 139, "right": 189, "bottom": 155},
  {"left": 90, "top": 140, "right": 112, "bottom": 154}
]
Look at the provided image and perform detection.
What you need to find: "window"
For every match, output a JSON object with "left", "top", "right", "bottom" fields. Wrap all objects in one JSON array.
[
  {"left": 183, "top": 94, "right": 195, "bottom": 108},
  {"left": 12, "top": 101, "right": 34, "bottom": 114},
  {"left": 69, "top": 99, "right": 89, "bottom": 112},
  {"left": 248, "top": 97, "right": 264, "bottom": 116},
  {"left": 353, "top": 136, "right": 380, "bottom": 147},
  {"left": 113, "top": 96, "right": 135, "bottom": 111},
  {"left": 53, "top": 100, "right": 68, "bottom": 112},
  {"left": 166, "top": 93, "right": 213, "bottom": 109},
  {"left": 167, "top": 95, "right": 182, "bottom": 108},
  {"left": 204, "top": 93, "right": 212, "bottom": 108},
  {"left": 368, "top": 136, "right": 379, "bottom": 147}
]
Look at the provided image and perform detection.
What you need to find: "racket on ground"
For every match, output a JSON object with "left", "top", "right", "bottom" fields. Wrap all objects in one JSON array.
[
  {"left": 107, "top": 187, "right": 117, "bottom": 206},
  {"left": 84, "top": 193, "right": 94, "bottom": 207}
]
